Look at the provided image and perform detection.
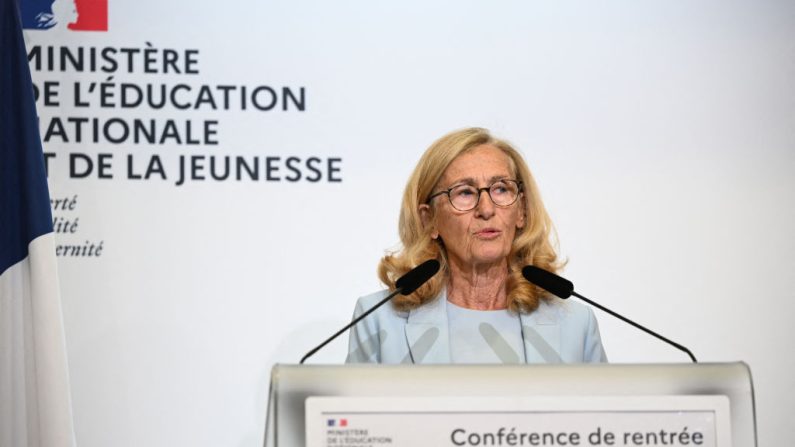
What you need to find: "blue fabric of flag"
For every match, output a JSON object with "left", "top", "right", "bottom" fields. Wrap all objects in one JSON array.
[{"left": 0, "top": 0, "right": 54, "bottom": 275}]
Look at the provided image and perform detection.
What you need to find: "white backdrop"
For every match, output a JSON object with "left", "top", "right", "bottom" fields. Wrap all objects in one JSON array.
[{"left": 23, "top": 0, "right": 795, "bottom": 446}]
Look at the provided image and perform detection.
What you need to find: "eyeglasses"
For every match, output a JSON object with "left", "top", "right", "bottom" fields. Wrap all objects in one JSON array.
[{"left": 427, "top": 179, "right": 523, "bottom": 211}]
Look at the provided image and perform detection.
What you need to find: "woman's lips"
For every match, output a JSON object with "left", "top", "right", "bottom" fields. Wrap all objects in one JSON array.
[{"left": 474, "top": 228, "right": 501, "bottom": 239}]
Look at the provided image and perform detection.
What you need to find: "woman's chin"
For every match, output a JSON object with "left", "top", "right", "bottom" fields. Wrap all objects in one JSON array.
[{"left": 466, "top": 253, "right": 510, "bottom": 269}]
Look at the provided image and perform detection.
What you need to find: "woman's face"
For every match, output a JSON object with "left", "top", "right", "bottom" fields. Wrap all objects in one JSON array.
[{"left": 423, "top": 144, "right": 525, "bottom": 270}]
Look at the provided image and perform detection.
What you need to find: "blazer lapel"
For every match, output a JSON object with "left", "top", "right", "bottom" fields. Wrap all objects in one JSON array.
[
  {"left": 519, "top": 300, "right": 562, "bottom": 364},
  {"left": 404, "top": 291, "right": 450, "bottom": 364}
]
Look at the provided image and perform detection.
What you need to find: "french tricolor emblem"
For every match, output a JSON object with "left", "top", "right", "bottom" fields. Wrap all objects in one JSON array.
[{"left": 326, "top": 418, "right": 348, "bottom": 427}]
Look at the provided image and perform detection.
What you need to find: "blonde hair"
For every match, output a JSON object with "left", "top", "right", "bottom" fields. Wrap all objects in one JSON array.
[{"left": 378, "top": 127, "right": 562, "bottom": 313}]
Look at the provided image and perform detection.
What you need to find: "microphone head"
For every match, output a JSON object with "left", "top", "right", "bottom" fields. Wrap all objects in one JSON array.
[
  {"left": 395, "top": 259, "right": 441, "bottom": 295},
  {"left": 522, "top": 265, "right": 574, "bottom": 299}
]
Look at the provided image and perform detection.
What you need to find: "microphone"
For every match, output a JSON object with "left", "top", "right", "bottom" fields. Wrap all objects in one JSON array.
[
  {"left": 395, "top": 258, "right": 442, "bottom": 294},
  {"left": 522, "top": 265, "right": 697, "bottom": 363},
  {"left": 299, "top": 259, "right": 441, "bottom": 364}
]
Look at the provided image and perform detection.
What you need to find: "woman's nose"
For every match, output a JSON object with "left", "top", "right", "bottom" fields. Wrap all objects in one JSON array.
[{"left": 474, "top": 189, "right": 496, "bottom": 218}]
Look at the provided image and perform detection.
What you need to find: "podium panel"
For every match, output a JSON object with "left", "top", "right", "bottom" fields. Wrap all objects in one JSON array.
[{"left": 264, "top": 363, "right": 756, "bottom": 447}]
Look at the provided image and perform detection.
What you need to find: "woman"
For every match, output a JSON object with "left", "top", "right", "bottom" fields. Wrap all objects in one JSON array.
[{"left": 346, "top": 128, "right": 606, "bottom": 364}]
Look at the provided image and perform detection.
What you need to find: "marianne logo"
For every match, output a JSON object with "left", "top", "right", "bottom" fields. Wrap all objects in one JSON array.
[
  {"left": 22, "top": 0, "right": 108, "bottom": 31},
  {"left": 326, "top": 418, "right": 348, "bottom": 427}
]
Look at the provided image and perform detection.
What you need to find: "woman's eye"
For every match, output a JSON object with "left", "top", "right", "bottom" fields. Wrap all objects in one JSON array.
[{"left": 491, "top": 183, "right": 509, "bottom": 194}]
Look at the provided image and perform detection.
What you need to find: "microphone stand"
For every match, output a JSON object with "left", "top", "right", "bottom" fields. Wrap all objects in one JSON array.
[
  {"left": 299, "top": 287, "right": 403, "bottom": 364},
  {"left": 572, "top": 291, "right": 698, "bottom": 363}
]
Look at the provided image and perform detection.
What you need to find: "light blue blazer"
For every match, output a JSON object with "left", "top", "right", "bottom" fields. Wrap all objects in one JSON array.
[{"left": 345, "top": 289, "right": 607, "bottom": 364}]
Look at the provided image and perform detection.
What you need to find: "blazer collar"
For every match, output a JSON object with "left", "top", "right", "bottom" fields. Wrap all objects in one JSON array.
[
  {"left": 518, "top": 299, "right": 563, "bottom": 363},
  {"left": 405, "top": 289, "right": 451, "bottom": 364},
  {"left": 405, "top": 291, "right": 563, "bottom": 364}
]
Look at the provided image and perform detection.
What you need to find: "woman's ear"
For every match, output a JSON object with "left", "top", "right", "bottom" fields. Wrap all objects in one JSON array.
[
  {"left": 418, "top": 204, "right": 439, "bottom": 239},
  {"left": 517, "top": 193, "right": 526, "bottom": 230}
]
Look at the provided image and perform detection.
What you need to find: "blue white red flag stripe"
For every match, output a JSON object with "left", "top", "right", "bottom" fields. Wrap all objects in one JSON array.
[
  {"left": 1, "top": 0, "right": 53, "bottom": 274},
  {"left": 0, "top": 0, "right": 77, "bottom": 446}
]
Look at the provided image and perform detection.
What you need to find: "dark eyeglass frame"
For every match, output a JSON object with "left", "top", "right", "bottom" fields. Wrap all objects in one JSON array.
[{"left": 427, "top": 179, "right": 524, "bottom": 211}]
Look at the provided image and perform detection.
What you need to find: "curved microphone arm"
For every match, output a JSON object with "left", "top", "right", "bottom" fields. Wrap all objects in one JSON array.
[
  {"left": 571, "top": 291, "right": 698, "bottom": 363},
  {"left": 299, "top": 288, "right": 402, "bottom": 364},
  {"left": 299, "top": 259, "right": 440, "bottom": 364},
  {"left": 522, "top": 265, "right": 697, "bottom": 363}
]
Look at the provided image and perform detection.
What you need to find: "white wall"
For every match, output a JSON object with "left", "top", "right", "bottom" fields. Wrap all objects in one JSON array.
[{"left": 25, "top": 0, "right": 795, "bottom": 445}]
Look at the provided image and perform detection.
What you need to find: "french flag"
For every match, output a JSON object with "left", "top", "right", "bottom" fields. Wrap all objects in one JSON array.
[{"left": 0, "top": 0, "right": 76, "bottom": 446}]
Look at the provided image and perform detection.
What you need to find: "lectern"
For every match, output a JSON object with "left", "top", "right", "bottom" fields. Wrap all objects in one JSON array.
[{"left": 264, "top": 363, "right": 756, "bottom": 447}]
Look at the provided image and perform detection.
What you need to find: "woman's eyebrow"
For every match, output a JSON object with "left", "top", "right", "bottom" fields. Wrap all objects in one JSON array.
[
  {"left": 445, "top": 174, "right": 511, "bottom": 188},
  {"left": 445, "top": 177, "right": 477, "bottom": 188},
  {"left": 488, "top": 175, "right": 511, "bottom": 182}
]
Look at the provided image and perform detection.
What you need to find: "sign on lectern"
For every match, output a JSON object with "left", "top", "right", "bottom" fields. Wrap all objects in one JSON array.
[{"left": 263, "top": 363, "right": 756, "bottom": 447}]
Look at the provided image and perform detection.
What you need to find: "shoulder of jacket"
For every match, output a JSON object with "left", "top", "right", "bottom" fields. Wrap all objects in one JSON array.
[
  {"left": 355, "top": 290, "right": 410, "bottom": 319},
  {"left": 537, "top": 296, "right": 594, "bottom": 321}
]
